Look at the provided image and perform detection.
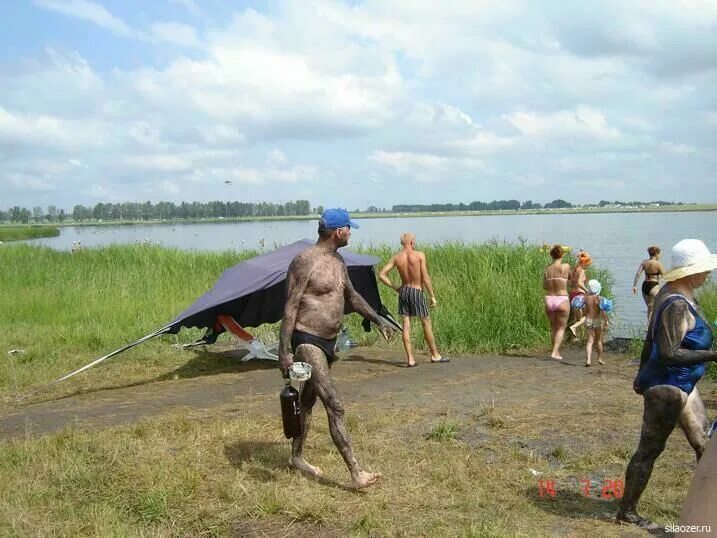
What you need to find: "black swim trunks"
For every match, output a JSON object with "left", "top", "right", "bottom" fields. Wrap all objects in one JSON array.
[
  {"left": 398, "top": 286, "right": 430, "bottom": 318},
  {"left": 642, "top": 280, "right": 659, "bottom": 295},
  {"left": 291, "top": 330, "right": 338, "bottom": 363}
]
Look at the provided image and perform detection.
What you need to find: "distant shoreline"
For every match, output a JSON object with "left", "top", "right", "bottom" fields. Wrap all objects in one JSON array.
[{"left": 2, "top": 203, "right": 716, "bottom": 228}]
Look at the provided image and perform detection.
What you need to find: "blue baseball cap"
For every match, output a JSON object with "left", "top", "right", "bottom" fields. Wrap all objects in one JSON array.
[{"left": 320, "top": 208, "right": 360, "bottom": 229}]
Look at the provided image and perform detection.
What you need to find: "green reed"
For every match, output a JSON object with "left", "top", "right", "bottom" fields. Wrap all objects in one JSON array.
[
  {"left": 697, "top": 282, "right": 717, "bottom": 380},
  {"left": 346, "top": 241, "right": 613, "bottom": 354},
  {"left": 0, "top": 226, "right": 59, "bottom": 241},
  {"left": 0, "top": 243, "right": 612, "bottom": 394}
]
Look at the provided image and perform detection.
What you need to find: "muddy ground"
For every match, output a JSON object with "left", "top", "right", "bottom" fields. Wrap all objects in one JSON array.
[{"left": 2, "top": 342, "right": 715, "bottom": 443}]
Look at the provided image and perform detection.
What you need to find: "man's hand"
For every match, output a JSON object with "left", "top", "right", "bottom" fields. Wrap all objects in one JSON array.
[
  {"left": 377, "top": 319, "right": 395, "bottom": 341},
  {"left": 279, "top": 351, "right": 295, "bottom": 378},
  {"left": 430, "top": 296, "right": 437, "bottom": 307}
]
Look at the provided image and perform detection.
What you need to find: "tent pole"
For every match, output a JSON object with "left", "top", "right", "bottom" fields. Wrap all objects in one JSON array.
[{"left": 17, "top": 325, "right": 173, "bottom": 403}]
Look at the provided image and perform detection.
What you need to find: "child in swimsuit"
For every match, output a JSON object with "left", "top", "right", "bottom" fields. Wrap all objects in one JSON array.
[
  {"left": 583, "top": 279, "right": 610, "bottom": 366},
  {"left": 568, "top": 251, "right": 592, "bottom": 338}
]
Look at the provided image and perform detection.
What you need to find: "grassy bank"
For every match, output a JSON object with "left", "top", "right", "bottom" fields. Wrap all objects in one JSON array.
[
  {"left": 0, "top": 243, "right": 614, "bottom": 397},
  {"left": 0, "top": 226, "right": 60, "bottom": 242}
]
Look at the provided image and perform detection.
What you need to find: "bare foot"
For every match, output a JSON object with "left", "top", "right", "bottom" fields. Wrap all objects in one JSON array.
[
  {"left": 290, "top": 456, "right": 323, "bottom": 478},
  {"left": 598, "top": 359, "right": 605, "bottom": 365},
  {"left": 615, "top": 510, "right": 661, "bottom": 531},
  {"left": 585, "top": 361, "right": 591, "bottom": 367},
  {"left": 349, "top": 471, "right": 381, "bottom": 490},
  {"left": 569, "top": 325, "right": 578, "bottom": 337},
  {"left": 550, "top": 354, "right": 563, "bottom": 360}
]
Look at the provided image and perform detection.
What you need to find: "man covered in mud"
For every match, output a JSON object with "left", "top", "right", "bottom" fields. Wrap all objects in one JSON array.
[{"left": 278, "top": 208, "right": 395, "bottom": 489}]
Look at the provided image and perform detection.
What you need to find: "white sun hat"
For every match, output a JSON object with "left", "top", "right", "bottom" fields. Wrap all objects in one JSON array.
[
  {"left": 662, "top": 239, "right": 717, "bottom": 282},
  {"left": 587, "top": 279, "right": 602, "bottom": 295}
]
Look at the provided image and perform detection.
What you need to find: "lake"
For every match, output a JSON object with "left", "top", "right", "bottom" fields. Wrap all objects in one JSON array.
[{"left": 21, "top": 211, "right": 717, "bottom": 337}]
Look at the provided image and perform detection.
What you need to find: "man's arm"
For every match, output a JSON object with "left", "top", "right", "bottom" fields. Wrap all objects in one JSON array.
[
  {"left": 657, "top": 301, "right": 717, "bottom": 365},
  {"left": 378, "top": 257, "right": 399, "bottom": 291},
  {"left": 419, "top": 254, "right": 437, "bottom": 306},
  {"left": 278, "top": 257, "right": 310, "bottom": 374},
  {"left": 342, "top": 263, "right": 394, "bottom": 339}
]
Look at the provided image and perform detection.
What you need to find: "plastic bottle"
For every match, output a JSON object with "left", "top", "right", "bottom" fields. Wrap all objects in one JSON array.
[
  {"left": 337, "top": 327, "right": 351, "bottom": 352},
  {"left": 280, "top": 379, "right": 302, "bottom": 439},
  {"left": 709, "top": 420, "right": 717, "bottom": 439}
]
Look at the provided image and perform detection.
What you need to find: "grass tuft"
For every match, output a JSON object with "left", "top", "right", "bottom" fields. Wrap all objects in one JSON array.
[{"left": 426, "top": 420, "right": 461, "bottom": 442}]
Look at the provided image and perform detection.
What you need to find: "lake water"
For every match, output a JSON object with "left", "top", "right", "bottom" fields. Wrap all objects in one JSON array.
[{"left": 22, "top": 211, "right": 717, "bottom": 337}]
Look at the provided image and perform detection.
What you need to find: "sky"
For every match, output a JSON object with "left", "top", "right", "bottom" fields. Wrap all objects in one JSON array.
[{"left": 1, "top": 0, "right": 715, "bottom": 211}]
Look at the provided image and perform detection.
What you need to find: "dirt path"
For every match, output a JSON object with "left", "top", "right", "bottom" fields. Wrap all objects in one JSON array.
[{"left": 2, "top": 344, "right": 715, "bottom": 441}]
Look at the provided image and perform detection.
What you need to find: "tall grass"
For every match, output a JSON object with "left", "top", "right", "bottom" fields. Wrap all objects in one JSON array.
[
  {"left": 346, "top": 241, "right": 613, "bottom": 353},
  {"left": 0, "top": 226, "right": 59, "bottom": 241},
  {"left": 0, "top": 242, "right": 613, "bottom": 395},
  {"left": 697, "top": 282, "right": 717, "bottom": 380}
]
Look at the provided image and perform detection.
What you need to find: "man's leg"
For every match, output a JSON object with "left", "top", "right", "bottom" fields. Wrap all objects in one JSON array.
[
  {"left": 290, "top": 345, "right": 321, "bottom": 477},
  {"left": 420, "top": 317, "right": 442, "bottom": 360},
  {"left": 402, "top": 316, "right": 415, "bottom": 366},
  {"left": 617, "top": 385, "right": 683, "bottom": 527},
  {"left": 304, "top": 344, "right": 380, "bottom": 489},
  {"left": 678, "top": 386, "right": 708, "bottom": 461}
]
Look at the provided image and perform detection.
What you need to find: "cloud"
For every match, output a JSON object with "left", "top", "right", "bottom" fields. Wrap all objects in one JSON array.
[
  {"left": 506, "top": 106, "right": 620, "bottom": 140},
  {"left": 369, "top": 150, "right": 484, "bottom": 182},
  {"left": 150, "top": 22, "right": 201, "bottom": 48},
  {"left": 0, "top": 106, "right": 105, "bottom": 149},
  {"left": 34, "top": 0, "right": 138, "bottom": 38},
  {"left": 168, "top": 0, "right": 201, "bottom": 16},
  {"left": 3, "top": 1, "right": 716, "bottom": 208}
]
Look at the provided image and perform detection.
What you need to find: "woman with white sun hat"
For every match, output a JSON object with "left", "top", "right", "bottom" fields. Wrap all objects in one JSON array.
[{"left": 617, "top": 239, "right": 717, "bottom": 530}]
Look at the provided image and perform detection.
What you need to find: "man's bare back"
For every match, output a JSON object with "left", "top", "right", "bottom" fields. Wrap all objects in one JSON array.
[{"left": 392, "top": 249, "right": 426, "bottom": 290}]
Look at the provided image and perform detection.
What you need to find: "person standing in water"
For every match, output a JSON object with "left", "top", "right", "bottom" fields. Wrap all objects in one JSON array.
[
  {"left": 632, "top": 246, "right": 664, "bottom": 322},
  {"left": 278, "top": 208, "right": 395, "bottom": 489},
  {"left": 378, "top": 233, "right": 447, "bottom": 367}
]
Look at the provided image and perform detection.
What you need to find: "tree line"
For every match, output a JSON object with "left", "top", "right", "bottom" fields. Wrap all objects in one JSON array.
[
  {"left": 0, "top": 200, "right": 314, "bottom": 223},
  {"left": 392, "top": 199, "right": 683, "bottom": 213},
  {"left": 0, "top": 198, "right": 686, "bottom": 224}
]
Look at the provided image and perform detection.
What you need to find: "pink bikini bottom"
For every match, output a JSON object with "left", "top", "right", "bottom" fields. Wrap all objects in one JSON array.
[{"left": 544, "top": 295, "right": 569, "bottom": 312}]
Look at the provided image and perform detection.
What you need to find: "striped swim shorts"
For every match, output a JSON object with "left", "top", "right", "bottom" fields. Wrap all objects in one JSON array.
[{"left": 398, "top": 286, "right": 430, "bottom": 318}]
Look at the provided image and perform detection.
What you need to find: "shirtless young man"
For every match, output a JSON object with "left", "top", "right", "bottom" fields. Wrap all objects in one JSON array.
[
  {"left": 378, "top": 233, "right": 446, "bottom": 367},
  {"left": 278, "top": 208, "right": 395, "bottom": 490}
]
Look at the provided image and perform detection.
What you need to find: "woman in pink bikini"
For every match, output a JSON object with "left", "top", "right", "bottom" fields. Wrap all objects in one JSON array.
[{"left": 543, "top": 244, "right": 571, "bottom": 360}]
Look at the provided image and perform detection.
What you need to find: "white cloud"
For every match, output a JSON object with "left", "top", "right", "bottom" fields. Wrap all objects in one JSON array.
[
  {"left": 267, "top": 149, "right": 288, "bottom": 166},
  {"left": 0, "top": 106, "right": 105, "bottom": 149},
  {"left": 168, "top": 0, "right": 201, "bottom": 16},
  {"left": 369, "top": 150, "right": 484, "bottom": 182},
  {"left": 506, "top": 106, "right": 620, "bottom": 140},
  {"left": 34, "top": 0, "right": 138, "bottom": 38},
  {"left": 151, "top": 22, "right": 201, "bottom": 48},
  {"left": 661, "top": 142, "right": 696, "bottom": 155},
  {"left": 3, "top": 1, "right": 716, "bottom": 208}
]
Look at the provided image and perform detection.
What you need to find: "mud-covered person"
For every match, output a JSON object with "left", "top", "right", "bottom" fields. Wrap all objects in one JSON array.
[
  {"left": 278, "top": 208, "right": 395, "bottom": 490},
  {"left": 617, "top": 239, "right": 717, "bottom": 529}
]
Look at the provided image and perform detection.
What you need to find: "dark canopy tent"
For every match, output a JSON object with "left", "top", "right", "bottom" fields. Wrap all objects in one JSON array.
[
  {"left": 22, "top": 239, "right": 398, "bottom": 400},
  {"left": 171, "top": 239, "right": 397, "bottom": 338}
]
